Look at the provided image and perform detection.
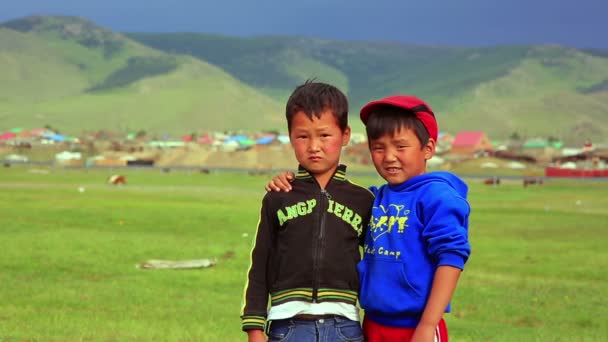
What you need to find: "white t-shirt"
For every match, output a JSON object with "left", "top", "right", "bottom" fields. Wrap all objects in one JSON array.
[{"left": 267, "top": 301, "right": 360, "bottom": 322}]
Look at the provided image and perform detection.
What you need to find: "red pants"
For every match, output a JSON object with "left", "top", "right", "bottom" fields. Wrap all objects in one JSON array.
[{"left": 363, "top": 317, "right": 448, "bottom": 342}]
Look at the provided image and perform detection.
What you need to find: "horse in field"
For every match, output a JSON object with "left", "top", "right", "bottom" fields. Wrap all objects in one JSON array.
[
  {"left": 523, "top": 177, "right": 543, "bottom": 187},
  {"left": 107, "top": 175, "right": 126, "bottom": 185},
  {"left": 483, "top": 177, "right": 500, "bottom": 185}
]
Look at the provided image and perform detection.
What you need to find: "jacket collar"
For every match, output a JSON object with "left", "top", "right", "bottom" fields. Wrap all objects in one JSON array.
[{"left": 295, "top": 164, "right": 347, "bottom": 182}]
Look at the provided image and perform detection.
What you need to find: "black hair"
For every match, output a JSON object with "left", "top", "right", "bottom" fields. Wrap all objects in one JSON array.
[
  {"left": 365, "top": 105, "right": 430, "bottom": 148},
  {"left": 285, "top": 79, "right": 348, "bottom": 133}
]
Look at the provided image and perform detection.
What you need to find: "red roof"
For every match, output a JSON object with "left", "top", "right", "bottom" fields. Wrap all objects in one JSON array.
[
  {"left": 0, "top": 132, "right": 17, "bottom": 140},
  {"left": 198, "top": 136, "right": 214, "bottom": 144},
  {"left": 452, "top": 131, "right": 486, "bottom": 147}
]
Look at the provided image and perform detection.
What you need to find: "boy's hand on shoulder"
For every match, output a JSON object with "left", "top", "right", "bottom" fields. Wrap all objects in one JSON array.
[
  {"left": 247, "top": 329, "right": 267, "bottom": 342},
  {"left": 265, "top": 171, "right": 295, "bottom": 192},
  {"left": 410, "top": 323, "right": 436, "bottom": 342}
]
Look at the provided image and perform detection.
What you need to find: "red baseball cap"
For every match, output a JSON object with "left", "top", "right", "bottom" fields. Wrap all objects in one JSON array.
[{"left": 360, "top": 95, "right": 438, "bottom": 141}]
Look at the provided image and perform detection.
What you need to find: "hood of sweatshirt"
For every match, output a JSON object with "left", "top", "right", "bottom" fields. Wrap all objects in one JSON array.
[{"left": 387, "top": 171, "right": 468, "bottom": 198}]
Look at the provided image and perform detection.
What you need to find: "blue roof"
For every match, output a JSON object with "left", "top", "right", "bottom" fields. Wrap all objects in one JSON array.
[
  {"left": 42, "top": 133, "right": 66, "bottom": 142},
  {"left": 225, "top": 135, "right": 248, "bottom": 143},
  {"left": 256, "top": 137, "right": 275, "bottom": 145}
]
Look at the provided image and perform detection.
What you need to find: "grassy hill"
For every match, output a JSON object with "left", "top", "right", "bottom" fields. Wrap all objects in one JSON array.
[
  {"left": 1, "top": 15, "right": 607, "bottom": 143},
  {"left": 128, "top": 33, "right": 608, "bottom": 144},
  {"left": 0, "top": 16, "right": 284, "bottom": 135},
  {"left": 0, "top": 27, "right": 89, "bottom": 102}
]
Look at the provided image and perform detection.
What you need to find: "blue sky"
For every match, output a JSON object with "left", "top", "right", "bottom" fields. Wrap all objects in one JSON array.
[{"left": 2, "top": 0, "right": 607, "bottom": 49}]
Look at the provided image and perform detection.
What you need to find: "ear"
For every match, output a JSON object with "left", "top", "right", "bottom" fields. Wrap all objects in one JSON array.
[
  {"left": 341, "top": 126, "right": 351, "bottom": 146},
  {"left": 423, "top": 138, "right": 436, "bottom": 160}
]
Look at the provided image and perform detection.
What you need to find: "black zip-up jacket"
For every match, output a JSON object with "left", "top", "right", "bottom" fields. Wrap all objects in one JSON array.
[{"left": 240, "top": 165, "right": 374, "bottom": 331}]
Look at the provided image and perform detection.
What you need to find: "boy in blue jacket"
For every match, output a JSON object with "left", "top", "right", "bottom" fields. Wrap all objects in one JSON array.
[
  {"left": 266, "top": 95, "right": 471, "bottom": 342},
  {"left": 357, "top": 95, "right": 471, "bottom": 341}
]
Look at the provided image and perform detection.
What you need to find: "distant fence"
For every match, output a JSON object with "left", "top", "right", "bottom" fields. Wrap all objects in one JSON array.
[{"left": 545, "top": 167, "right": 608, "bottom": 178}]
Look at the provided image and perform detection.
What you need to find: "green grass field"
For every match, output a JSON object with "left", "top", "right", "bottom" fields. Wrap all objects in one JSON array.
[{"left": 0, "top": 166, "right": 606, "bottom": 341}]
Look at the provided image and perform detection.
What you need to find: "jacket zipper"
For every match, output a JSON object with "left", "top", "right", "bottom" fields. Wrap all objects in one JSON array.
[{"left": 313, "top": 188, "right": 332, "bottom": 302}]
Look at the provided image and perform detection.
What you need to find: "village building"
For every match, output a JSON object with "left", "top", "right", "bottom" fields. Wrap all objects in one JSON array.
[
  {"left": 450, "top": 131, "right": 493, "bottom": 155},
  {"left": 518, "top": 139, "right": 564, "bottom": 163}
]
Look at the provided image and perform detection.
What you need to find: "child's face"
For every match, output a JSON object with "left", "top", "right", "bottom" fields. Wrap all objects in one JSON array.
[
  {"left": 369, "top": 126, "right": 435, "bottom": 185},
  {"left": 290, "top": 110, "right": 350, "bottom": 183}
]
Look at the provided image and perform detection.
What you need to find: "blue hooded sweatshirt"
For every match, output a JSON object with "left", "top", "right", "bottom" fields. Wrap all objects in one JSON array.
[{"left": 357, "top": 171, "right": 471, "bottom": 328}]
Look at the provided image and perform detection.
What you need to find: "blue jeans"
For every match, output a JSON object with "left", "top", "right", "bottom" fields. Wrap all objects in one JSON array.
[{"left": 268, "top": 316, "right": 364, "bottom": 342}]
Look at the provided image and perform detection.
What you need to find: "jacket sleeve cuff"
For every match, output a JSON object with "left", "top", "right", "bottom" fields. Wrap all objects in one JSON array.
[
  {"left": 437, "top": 252, "right": 467, "bottom": 270},
  {"left": 241, "top": 315, "right": 267, "bottom": 331}
]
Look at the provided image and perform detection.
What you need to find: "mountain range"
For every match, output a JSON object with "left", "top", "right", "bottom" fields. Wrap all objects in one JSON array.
[{"left": 1, "top": 15, "right": 607, "bottom": 144}]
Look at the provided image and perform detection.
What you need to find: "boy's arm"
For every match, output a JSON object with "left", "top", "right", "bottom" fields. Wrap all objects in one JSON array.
[
  {"left": 241, "top": 195, "right": 276, "bottom": 332},
  {"left": 422, "top": 190, "right": 471, "bottom": 270},
  {"left": 265, "top": 171, "right": 295, "bottom": 192},
  {"left": 416, "top": 189, "right": 471, "bottom": 341},
  {"left": 411, "top": 266, "right": 461, "bottom": 342},
  {"left": 247, "top": 330, "right": 267, "bottom": 342}
]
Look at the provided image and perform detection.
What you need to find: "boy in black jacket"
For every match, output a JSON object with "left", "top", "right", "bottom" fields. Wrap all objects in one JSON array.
[{"left": 241, "top": 80, "right": 374, "bottom": 342}]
